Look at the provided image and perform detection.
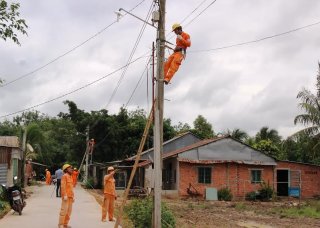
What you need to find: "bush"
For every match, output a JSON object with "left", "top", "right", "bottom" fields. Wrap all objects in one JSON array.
[
  {"left": 218, "top": 187, "right": 233, "bottom": 201},
  {"left": 245, "top": 182, "right": 275, "bottom": 201},
  {"left": 259, "top": 182, "right": 274, "bottom": 201},
  {"left": 245, "top": 191, "right": 258, "bottom": 201},
  {"left": 125, "top": 197, "right": 176, "bottom": 228}
]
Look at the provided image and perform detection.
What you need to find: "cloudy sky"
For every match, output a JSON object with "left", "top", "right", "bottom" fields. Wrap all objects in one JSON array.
[{"left": 1, "top": 0, "right": 320, "bottom": 138}]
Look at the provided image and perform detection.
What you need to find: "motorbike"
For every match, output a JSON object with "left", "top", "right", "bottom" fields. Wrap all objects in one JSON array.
[{"left": 0, "top": 177, "right": 26, "bottom": 215}]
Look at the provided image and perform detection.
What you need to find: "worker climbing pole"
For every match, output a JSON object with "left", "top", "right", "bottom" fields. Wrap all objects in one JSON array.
[{"left": 164, "top": 23, "right": 191, "bottom": 84}]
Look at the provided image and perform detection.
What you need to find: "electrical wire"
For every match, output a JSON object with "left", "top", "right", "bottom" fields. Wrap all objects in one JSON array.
[
  {"left": 105, "top": 1, "right": 155, "bottom": 109},
  {"left": 125, "top": 57, "right": 151, "bottom": 108},
  {"left": 166, "top": 0, "right": 208, "bottom": 40},
  {"left": 190, "top": 20, "right": 320, "bottom": 53},
  {"left": 0, "top": 0, "right": 147, "bottom": 89},
  {"left": 184, "top": 0, "right": 218, "bottom": 28},
  {"left": 0, "top": 54, "right": 149, "bottom": 119}
]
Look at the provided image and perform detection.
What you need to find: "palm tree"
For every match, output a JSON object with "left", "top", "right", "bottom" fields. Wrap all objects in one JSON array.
[
  {"left": 225, "top": 128, "right": 248, "bottom": 142},
  {"left": 294, "top": 88, "right": 320, "bottom": 136},
  {"left": 255, "top": 126, "right": 282, "bottom": 144},
  {"left": 293, "top": 64, "right": 320, "bottom": 160}
]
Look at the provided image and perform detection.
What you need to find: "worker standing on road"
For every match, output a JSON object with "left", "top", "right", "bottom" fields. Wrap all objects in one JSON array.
[
  {"left": 72, "top": 167, "right": 79, "bottom": 187},
  {"left": 164, "top": 23, "right": 191, "bottom": 84},
  {"left": 58, "top": 164, "right": 74, "bottom": 228},
  {"left": 101, "top": 166, "right": 116, "bottom": 222},
  {"left": 55, "top": 167, "right": 64, "bottom": 197},
  {"left": 45, "top": 168, "right": 51, "bottom": 185}
]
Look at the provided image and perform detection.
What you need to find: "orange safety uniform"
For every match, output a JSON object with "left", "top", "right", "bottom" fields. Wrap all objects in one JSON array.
[
  {"left": 72, "top": 170, "right": 79, "bottom": 187},
  {"left": 59, "top": 173, "right": 74, "bottom": 227},
  {"left": 164, "top": 31, "right": 191, "bottom": 83},
  {"left": 102, "top": 173, "right": 116, "bottom": 221},
  {"left": 45, "top": 170, "right": 51, "bottom": 185}
]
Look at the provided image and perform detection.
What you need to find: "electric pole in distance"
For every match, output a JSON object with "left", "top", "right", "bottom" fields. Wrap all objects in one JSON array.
[{"left": 153, "top": 0, "right": 166, "bottom": 227}]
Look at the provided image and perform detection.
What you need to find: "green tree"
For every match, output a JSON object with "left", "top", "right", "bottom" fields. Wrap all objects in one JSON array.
[
  {"left": 173, "top": 122, "right": 191, "bottom": 135},
  {"left": 225, "top": 128, "right": 248, "bottom": 142},
  {"left": 191, "top": 115, "right": 214, "bottom": 139},
  {"left": 293, "top": 63, "right": 320, "bottom": 162},
  {"left": 255, "top": 126, "right": 282, "bottom": 144},
  {"left": 0, "top": 0, "right": 27, "bottom": 45},
  {"left": 253, "top": 139, "right": 284, "bottom": 159}
]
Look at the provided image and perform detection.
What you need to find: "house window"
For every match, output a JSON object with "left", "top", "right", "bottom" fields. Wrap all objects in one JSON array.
[
  {"left": 198, "top": 167, "right": 211, "bottom": 184},
  {"left": 251, "top": 170, "right": 262, "bottom": 183}
]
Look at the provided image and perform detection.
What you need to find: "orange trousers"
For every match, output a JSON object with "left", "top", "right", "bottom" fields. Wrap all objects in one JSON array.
[
  {"left": 102, "top": 194, "right": 115, "bottom": 221},
  {"left": 46, "top": 178, "right": 51, "bottom": 185},
  {"left": 164, "top": 51, "right": 184, "bottom": 83},
  {"left": 59, "top": 198, "right": 73, "bottom": 226}
]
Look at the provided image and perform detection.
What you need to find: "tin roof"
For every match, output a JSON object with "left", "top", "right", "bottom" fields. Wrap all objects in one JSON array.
[{"left": 0, "top": 136, "right": 20, "bottom": 148}]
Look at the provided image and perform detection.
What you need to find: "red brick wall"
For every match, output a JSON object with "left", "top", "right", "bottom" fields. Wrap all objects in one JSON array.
[
  {"left": 277, "top": 161, "right": 320, "bottom": 198},
  {"left": 178, "top": 161, "right": 274, "bottom": 198}
]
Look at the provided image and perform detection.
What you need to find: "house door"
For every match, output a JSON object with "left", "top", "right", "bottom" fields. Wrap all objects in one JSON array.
[{"left": 277, "top": 169, "right": 289, "bottom": 196}]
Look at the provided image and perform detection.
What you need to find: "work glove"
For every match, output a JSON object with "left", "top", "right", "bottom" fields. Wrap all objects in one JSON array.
[
  {"left": 63, "top": 196, "right": 68, "bottom": 201},
  {"left": 177, "top": 35, "right": 182, "bottom": 40}
]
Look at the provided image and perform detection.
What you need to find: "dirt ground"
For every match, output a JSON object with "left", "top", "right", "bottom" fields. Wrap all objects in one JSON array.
[{"left": 87, "top": 189, "right": 320, "bottom": 228}]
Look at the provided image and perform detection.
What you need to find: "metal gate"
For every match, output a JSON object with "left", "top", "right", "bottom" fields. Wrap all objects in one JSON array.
[{"left": 289, "top": 170, "right": 301, "bottom": 198}]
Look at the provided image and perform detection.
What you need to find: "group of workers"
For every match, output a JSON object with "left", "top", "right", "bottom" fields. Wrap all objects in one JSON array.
[
  {"left": 45, "top": 22, "right": 190, "bottom": 228},
  {"left": 45, "top": 167, "right": 79, "bottom": 188},
  {"left": 47, "top": 164, "right": 116, "bottom": 228}
]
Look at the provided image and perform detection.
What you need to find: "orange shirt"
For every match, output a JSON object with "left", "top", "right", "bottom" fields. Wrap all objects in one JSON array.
[
  {"left": 61, "top": 173, "right": 74, "bottom": 199},
  {"left": 72, "top": 171, "right": 79, "bottom": 184},
  {"left": 46, "top": 170, "right": 51, "bottom": 180},
  {"left": 103, "top": 173, "right": 116, "bottom": 196},
  {"left": 176, "top": 32, "right": 191, "bottom": 50}
]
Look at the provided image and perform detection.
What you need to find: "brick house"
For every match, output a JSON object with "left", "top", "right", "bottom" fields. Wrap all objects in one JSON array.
[{"left": 129, "top": 135, "right": 320, "bottom": 199}]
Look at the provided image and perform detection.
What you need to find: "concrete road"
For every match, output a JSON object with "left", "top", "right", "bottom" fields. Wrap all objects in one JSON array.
[{"left": 0, "top": 184, "right": 117, "bottom": 228}]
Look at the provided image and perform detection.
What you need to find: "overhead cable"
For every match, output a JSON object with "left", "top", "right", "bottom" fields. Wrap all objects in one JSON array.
[
  {"left": 0, "top": 0, "right": 147, "bottom": 88},
  {"left": 105, "top": 1, "right": 154, "bottom": 109},
  {"left": 0, "top": 54, "right": 149, "bottom": 119},
  {"left": 190, "top": 20, "right": 320, "bottom": 53}
]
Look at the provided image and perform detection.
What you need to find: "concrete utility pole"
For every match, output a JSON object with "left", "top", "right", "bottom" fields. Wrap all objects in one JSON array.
[
  {"left": 84, "top": 125, "right": 89, "bottom": 183},
  {"left": 21, "top": 126, "right": 27, "bottom": 187},
  {"left": 153, "top": 0, "right": 166, "bottom": 227}
]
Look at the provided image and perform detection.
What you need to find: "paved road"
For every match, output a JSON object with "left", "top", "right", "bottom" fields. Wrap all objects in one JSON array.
[{"left": 0, "top": 184, "right": 117, "bottom": 228}]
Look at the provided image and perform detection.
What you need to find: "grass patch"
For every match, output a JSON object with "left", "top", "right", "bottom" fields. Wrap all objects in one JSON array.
[
  {"left": 274, "top": 201, "right": 320, "bottom": 219},
  {"left": 235, "top": 202, "right": 247, "bottom": 211},
  {"left": 0, "top": 200, "right": 10, "bottom": 219}
]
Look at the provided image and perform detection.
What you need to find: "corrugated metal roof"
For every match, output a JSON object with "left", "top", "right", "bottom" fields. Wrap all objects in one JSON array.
[
  {"left": 178, "top": 158, "right": 276, "bottom": 166},
  {"left": 0, "top": 136, "right": 20, "bottom": 148},
  {"left": 163, "top": 136, "right": 228, "bottom": 159},
  {"left": 128, "top": 131, "right": 200, "bottom": 160}
]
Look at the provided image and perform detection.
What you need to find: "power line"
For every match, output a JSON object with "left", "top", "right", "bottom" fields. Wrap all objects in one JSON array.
[
  {"left": 125, "top": 57, "right": 151, "bottom": 108},
  {"left": 105, "top": 1, "right": 154, "bottom": 109},
  {"left": 184, "top": 0, "right": 218, "bottom": 28},
  {"left": 190, "top": 20, "right": 320, "bottom": 53},
  {"left": 166, "top": 0, "right": 209, "bottom": 40},
  {"left": 0, "top": 0, "right": 147, "bottom": 89},
  {"left": 0, "top": 54, "right": 149, "bottom": 119}
]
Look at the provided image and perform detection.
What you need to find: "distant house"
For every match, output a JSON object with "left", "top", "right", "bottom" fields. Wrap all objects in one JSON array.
[
  {"left": 0, "top": 136, "right": 23, "bottom": 186},
  {"left": 116, "top": 134, "right": 320, "bottom": 199}
]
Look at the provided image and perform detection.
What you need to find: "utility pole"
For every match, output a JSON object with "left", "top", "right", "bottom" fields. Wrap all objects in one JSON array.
[
  {"left": 84, "top": 125, "right": 89, "bottom": 183},
  {"left": 21, "top": 126, "right": 27, "bottom": 187},
  {"left": 153, "top": 0, "right": 166, "bottom": 227}
]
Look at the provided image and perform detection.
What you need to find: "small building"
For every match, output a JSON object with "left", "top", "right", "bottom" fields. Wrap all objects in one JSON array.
[
  {"left": 121, "top": 135, "right": 320, "bottom": 199},
  {"left": 0, "top": 136, "right": 23, "bottom": 186}
]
